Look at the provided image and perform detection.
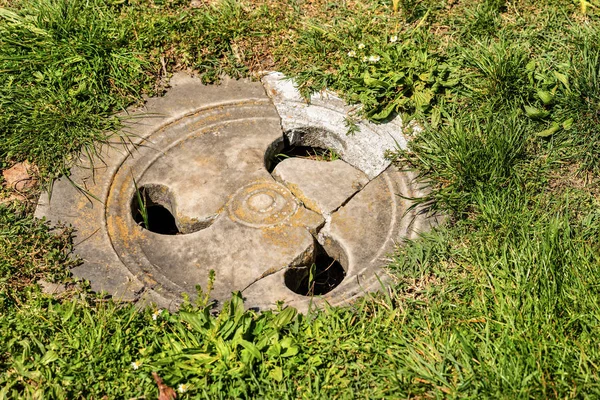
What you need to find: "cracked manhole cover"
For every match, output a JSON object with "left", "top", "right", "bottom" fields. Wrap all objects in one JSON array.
[{"left": 36, "top": 73, "right": 439, "bottom": 312}]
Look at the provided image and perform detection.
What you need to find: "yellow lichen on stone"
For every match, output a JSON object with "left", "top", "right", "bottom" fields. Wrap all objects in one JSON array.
[
  {"left": 260, "top": 224, "right": 293, "bottom": 248},
  {"left": 284, "top": 182, "right": 320, "bottom": 214}
]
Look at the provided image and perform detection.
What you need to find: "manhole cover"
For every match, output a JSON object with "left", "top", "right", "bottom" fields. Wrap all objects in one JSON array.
[{"left": 36, "top": 73, "right": 439, "bottom": 312}]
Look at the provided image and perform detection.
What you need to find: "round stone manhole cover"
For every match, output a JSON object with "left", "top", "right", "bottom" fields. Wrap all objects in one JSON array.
[{"left": 35, "top": 73, "right": 439, "bottom": 312}]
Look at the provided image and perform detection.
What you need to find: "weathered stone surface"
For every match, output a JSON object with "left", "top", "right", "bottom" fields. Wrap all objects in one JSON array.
[
  {"left": 36, "top": 74, "right": 327, "bottom": 311},
  {"left": 111, "top": 179, "right": 324, "bottom": 305},
  {"left": 248, "top": 168, "right": 440, "bottom": 312},
  {"left": 272, "top": 158, "right": 369, "bottom": 215},
  {"left": 36, "top": 75, "right": 287, "bottom": 307},
  {"left": 36, "top": 72, "right": 438, "bottom": 312},
  {"left": 320, "top": 168, "right": 438, "bottom": 284},
  {"left": 262, "top": 72, "right": 407, "bottom": 179},
  {"left": 2, "top": 161, "right": 37, "bottom": 192}
]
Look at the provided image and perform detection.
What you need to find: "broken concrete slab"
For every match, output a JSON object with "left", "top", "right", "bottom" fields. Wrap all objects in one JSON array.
[
  {"left": 245, "top": 167, "right": 440, "bottom": 312},
  {"left": 272, "top": 158, "right": 369, "bottom": 215},
  {"left": 36, "top": 72, "right": 438, "bottom": 312},
  {"left": 318, "top": 167, "right": 440, "bottom": 298},
  {"left": 262, "top": 72, "right": 407, "bottom": 179}
]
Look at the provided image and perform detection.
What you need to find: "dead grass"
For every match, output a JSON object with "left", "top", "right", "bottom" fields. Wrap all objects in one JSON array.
[{"left": 548, "top": 163, "right": 595, "bottom": 190}]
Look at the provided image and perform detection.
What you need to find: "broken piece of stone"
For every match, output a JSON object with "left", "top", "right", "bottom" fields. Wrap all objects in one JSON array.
[
  {"left": 272, "top": 158, "right": 369, "bottom": 215},
  {"left": 262, "top": 72, "right": 406, "bottom": 179},
  {"left": 320, "top": 168, "right": 437, "bottom": 280},
  {"left": 36, "top": 72, "right": 438, "bottom": 313},
  {"left": 38, "top": 279, "right": 67, "bottom": 295}
]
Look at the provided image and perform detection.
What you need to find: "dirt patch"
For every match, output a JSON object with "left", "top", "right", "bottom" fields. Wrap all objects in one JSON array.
[
  {"left": 3, "top": 161, "right": 38, "bottom": 192},
  {"left": 1, "top": 161, "right": 39, "bottom": 207},
  {"left": 548, "top": 163, "right": 596, "bottom": 192}
]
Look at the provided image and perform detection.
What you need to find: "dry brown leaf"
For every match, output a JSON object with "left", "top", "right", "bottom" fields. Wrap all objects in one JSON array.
[
  {"left": 2, "top": 161, "right": 38, "bottom": 192},
  {"left": 152, "top": 372, "right": 177, "bottom": 400}
]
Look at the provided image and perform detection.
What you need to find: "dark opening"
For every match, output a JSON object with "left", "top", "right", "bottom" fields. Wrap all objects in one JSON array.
[
  {"left": 266, "top": 139, "right": 340, "bottom": 173},
  {"left": 131, "top": 186, "right": 179, "bottom": 235},
  {"left": 285, "top": 249, "right": 346, "bottom": 296}
]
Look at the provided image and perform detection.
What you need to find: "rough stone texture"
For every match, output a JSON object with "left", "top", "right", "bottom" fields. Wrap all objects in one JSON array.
[
  {"left": 2, "top": 161, "right": 37, "bottom": 192},
  {"left": 243, "top": 167, "right": 441, "bottom": 311},
  {"left": 272, "top": 158, "right": 369, "bottom": 215},
  {"left": 36, "top": 74, "right": 282, "bottom": 305},
  {"left": 261, "top": 72, "right": 407, "bottom": 179},
  {"left": 36, "top": 72, "right": 439, "bottom": 312},
  {"left": 317, "top": 168, "right": 439, "bottom": 301}
]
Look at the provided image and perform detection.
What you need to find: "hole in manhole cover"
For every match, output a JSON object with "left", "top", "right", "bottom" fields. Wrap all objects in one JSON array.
[
  {"left": 268, "top": 146, "right": 339, "bottom": 172},
  {"left": 265, "top": 134, "right": 340, "bottom": 173},
  {"left": 131, "top": 185, "right": 179, "bottom": 235},
  {"left": 284, "top": 244, "right": 346, "bottom": 296}
]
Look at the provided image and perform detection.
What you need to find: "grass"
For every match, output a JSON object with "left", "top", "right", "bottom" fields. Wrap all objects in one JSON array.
[
  {"left": 133, "top": 177, "right": 150, "bottom": 230},
  {"left": 1, "top": 0, "right": 600, "bottom": 398},
  {"left": 0, "top": 0, "right": 152, "bottom": 179}
]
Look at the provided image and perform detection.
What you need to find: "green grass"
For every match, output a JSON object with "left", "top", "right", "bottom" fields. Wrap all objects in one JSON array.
[
  {"left": 2, "top": 0, "right": 600, "bottom": 398},
  {"left": 0, "top": 0, "right": 152, "bottom": 178}
]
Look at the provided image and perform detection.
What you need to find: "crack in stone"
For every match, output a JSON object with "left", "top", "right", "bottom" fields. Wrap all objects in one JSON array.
[
  {"left": 240, "top": 238, "right": 315, "bottom": 293},
  {"left": 330, "top": 163, "right": 391, "bottom": 212}
]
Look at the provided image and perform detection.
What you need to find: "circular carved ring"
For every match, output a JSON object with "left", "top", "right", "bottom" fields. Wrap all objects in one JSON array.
[{"left": 227, "top": 181, "right": 298, "bottom": 228}]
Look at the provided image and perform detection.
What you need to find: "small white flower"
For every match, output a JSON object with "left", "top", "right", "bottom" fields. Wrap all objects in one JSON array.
[
  {"left": 358, "top": 43, "right": 366, "bottom": 49},
  {"left": 131, "top": 361, "right": 141, "bottom": 370},
  {"left": 347, "top": 50, "right": 357, "bottom": 58},
  {"left": 368, "top": 55, "right": 381, "bottom": 63},
  {"left": 152, "top": 309, "right": 163, "bottom": 321},
  {"left": 362, "top": 56, "right": 368, "bottom": 62},
  {"left": 177, "top": 383, "right": 189, "bottom": 393},
  {"left": 390, "top": 35, "right": 398, "bottom": 43}
]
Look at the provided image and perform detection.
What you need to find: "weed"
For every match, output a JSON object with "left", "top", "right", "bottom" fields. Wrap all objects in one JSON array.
[
  {"left": 274, "top": 146, "right": 340, "bottom": 164},
  {"left": 194, "top": 269, "right": 215, "bottom": 309},
  {"left": 557, "top": 28, "right": 600, "bottom": 171},
  {"left": 396, "top": 107, "right": 529, "bottom": 216},
  {"left": 343, "top": 115, "right": 360, "bottom": 135},
  {"left": 460, "top": 38, "right": 531, "bottom": 108},
  {"left": 0, "top": 202, "right": 76, "bottom": 297},
  {"left": 461, "top": 0, "right": 504, "bottom": 38},
  {"left": 132, "top": 177, "right": 149, "bottom": 230}
]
